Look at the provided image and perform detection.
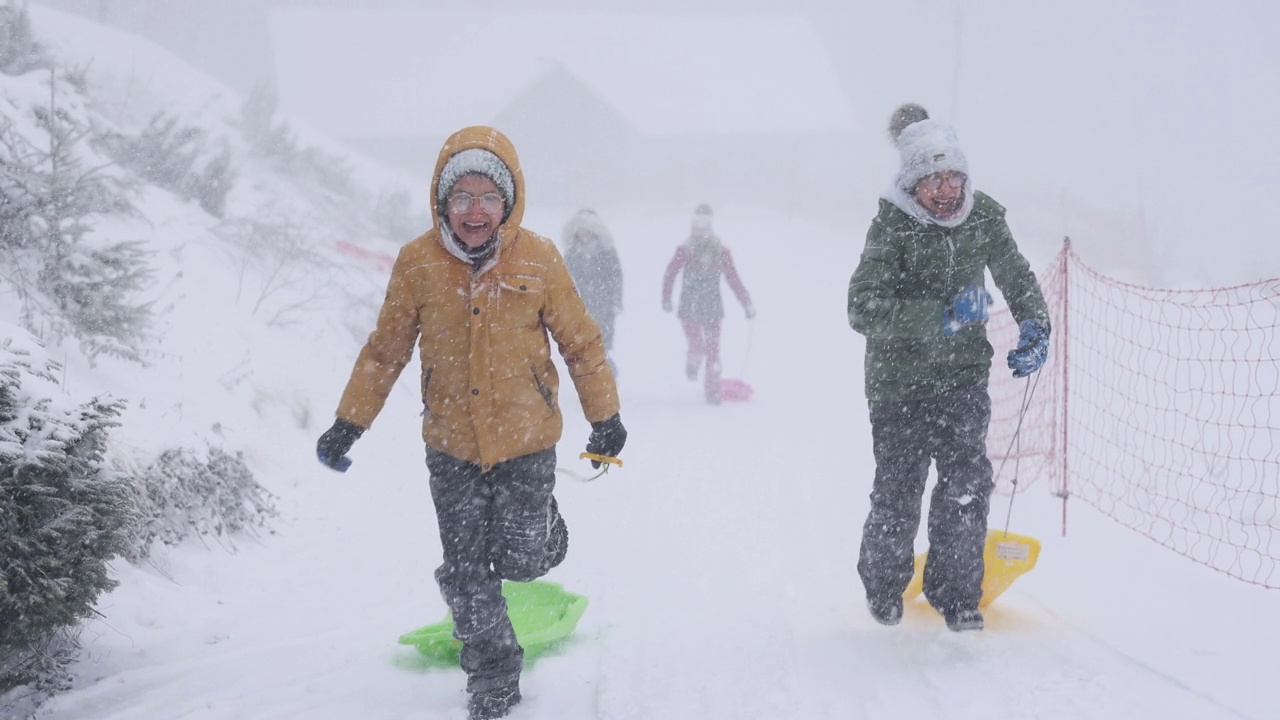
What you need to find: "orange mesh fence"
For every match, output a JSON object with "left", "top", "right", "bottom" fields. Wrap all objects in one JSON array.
[{"left": 987, "top": 241, "right": 1280, "bottom": 588}]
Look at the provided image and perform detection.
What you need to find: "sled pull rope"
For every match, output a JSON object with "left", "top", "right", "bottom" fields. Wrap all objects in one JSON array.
[
  {"left": 996, "top": 371, "right": 1043, "bottom": 536},
  {"left": 738, "top": 319, "right": 755, "bottom": 380}
]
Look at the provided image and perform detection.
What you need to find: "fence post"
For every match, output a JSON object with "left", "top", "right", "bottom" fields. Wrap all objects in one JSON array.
[{"left": 1058, "top": 236, "right": 1071, "bottom": 536}]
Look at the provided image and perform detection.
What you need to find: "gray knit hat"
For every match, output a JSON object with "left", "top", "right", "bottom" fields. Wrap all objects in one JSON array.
[{"left": 436, "top": 148, "right": 516, "bottom": 216}]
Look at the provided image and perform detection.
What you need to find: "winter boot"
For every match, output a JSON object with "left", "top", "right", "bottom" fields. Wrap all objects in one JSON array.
[
  {"left": 468, "top": 685, "right": 521, "bottom": 720},
  {"left": 545, "top": 496, "right": 568, "bottom": 571},
  {"left": 686, "top": 358, "right": 699, "bottom": 381},
  {"left": 866, "top": 595, "right": 903, "bottom": 626},
  {"left": 944, "top": 607, "right": 984, "bottom": 632}
]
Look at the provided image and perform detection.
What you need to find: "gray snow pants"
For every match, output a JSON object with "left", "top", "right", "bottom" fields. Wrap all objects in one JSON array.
[
  {"left": 426, "top": 446, "right": 560, "bottom": 694},
  {"left": 857, "top": 385, "right": 994, "bottom": 615}
]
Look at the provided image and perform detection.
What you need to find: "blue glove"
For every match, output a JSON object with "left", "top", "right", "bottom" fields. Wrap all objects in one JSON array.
[
  {"left": 943, "top": 286, "right": 992, "bottom": 337},
  {"left": 1007, "top": 319, "right": 1050, "bottom": 378}
]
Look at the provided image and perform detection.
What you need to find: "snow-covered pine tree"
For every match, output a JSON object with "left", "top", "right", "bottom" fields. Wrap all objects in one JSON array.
[
  {"left": 99, "top": 112, "right": 237, "bottom": 218},
  {"left": 238, "top": 81, "right": 358, "bottom": 204},
  {"left": 0, "top": 67, "right": 154, "bottom": 365},
  {"left": 240, "top": 80, "right": 298, "bottom": 165},
  {"left": 0, "top": 327, "right": 133, "bottom": 696},
  {"left": 190, "top": 147, "right": 235, "bottom": 217},
  {"left": 374, "top": 187, "right": 427, "bottom": 241},
  {"left": 0, "top": 2, "right": 45, "bottom": 76}
]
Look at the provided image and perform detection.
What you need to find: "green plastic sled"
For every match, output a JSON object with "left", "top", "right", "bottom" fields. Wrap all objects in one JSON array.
[{"left": 398, "top": 580, "right": 589, "bottom": 668}]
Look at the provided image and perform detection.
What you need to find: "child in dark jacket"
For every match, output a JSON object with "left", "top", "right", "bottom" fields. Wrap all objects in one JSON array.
[
  {"left": 847, "top": 104, "right": 1050, "bottom": 632},
  {"left": 662, "top": 204, "right": 754, "bottom": 404}
]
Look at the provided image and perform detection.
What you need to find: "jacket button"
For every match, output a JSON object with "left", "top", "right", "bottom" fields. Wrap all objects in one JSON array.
[
  {"left": 472, "top": 307, "right": 480, "bottom": 315},
  {"left": 519, "top": 284, "right": 527, "bottom": 291},
  {"left": 472, "top": 388, "right": 479, "bottom": 395}
]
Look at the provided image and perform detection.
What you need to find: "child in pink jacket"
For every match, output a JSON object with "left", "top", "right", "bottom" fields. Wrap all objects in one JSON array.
[{"left": 662, "top": 204, "right": 754, "bottom": 404}]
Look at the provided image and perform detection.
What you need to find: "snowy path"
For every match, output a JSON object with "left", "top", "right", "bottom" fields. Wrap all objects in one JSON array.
[{"left": 34, "top": 206, "right": 1273, "bottom": 720}]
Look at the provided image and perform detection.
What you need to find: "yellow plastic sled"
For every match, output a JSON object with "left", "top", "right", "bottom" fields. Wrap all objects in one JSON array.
[{"left": 903, "top": 530, "right": 1041, "bottom": 609}]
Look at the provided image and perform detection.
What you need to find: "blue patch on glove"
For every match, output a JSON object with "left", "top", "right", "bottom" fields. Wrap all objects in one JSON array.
[
  {"left": 943, "top": 286, "right": 993, "bottom": 337},
  {"left": 317, "top": 449, "right": 352, "bottom": 472},
  {"left": 1007, "top": 319, "right": 1050, "bottom": 378}
]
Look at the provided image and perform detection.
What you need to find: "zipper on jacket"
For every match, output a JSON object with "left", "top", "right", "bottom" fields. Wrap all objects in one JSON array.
[
  {"left": 945, "top": 233, "right": 956, "bottom": 295},
  {"left": 420, "top": 367, "right": 433, "bottom": 417},
  {"left": 531, "top": 365, "right": 556, "bottom": 412}
]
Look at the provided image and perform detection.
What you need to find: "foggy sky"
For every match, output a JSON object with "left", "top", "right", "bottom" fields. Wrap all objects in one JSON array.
[{"left": 32, "top": 0, "right": 1280, "bottom": 286}]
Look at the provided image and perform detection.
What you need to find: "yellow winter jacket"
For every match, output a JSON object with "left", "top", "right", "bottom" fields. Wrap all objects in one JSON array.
[{"left": 334, "top": 126, "right": 619, "bottom": 470}]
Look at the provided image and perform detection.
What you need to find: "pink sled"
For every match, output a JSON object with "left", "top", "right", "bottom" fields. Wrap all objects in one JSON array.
[{"left": 719, "top": 378, "right": 754, "bottom": 402}]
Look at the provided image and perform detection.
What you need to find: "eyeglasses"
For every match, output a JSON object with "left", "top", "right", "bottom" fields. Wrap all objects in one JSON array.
[
  {"left": 448, "top": 192, "right": 505, "bottom": 214},
  {"left": 917, "top": 172, "right": 967, "bottom": 192}
]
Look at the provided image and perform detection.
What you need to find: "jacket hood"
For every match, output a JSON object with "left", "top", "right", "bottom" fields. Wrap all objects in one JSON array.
[
  {"left": 883, "top": 178, "right": 975, "bottom": 229},
  {"left": 430, "top": 126, "right": 526, "bottom": 234},
  {"left": 562, "top": 209, "right": 615, "bottom": 250}
]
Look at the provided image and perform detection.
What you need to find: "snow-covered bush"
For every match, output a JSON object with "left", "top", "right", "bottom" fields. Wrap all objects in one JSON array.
[
  {"left": 214, "top": 208, "right": 334, "bottom": 327},
  {"left": 0, "top": 327, "right": 133, "bottom": 696},
  {"left": 121, "top": 446, "right": 277, "bottom": 560},
  {"left": 99, "top": 112, "right": 238, "bottom": 218}
]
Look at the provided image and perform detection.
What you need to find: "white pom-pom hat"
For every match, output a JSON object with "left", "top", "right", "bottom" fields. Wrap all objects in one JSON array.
[{"left": 884, "top": 103, "right": 974, "bottom": 228}]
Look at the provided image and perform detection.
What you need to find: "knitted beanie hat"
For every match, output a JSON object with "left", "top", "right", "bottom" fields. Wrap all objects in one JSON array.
[
  {"left": 436, "top": 148, "right": 516, "bottom": 217},
  {"left": 889, "top": 103, "right": 969, "bottom": 192},
  {"left": 885, "top": 103, "right": 974, "bottom": 227}
]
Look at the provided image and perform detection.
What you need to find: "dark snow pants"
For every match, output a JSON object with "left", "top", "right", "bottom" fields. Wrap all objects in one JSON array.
[
  {"left": 426, "top": 446, "right": 560, "bottom": 694},
  {"left": 857, "top": 385, "right": 994, "bottom": 615}
]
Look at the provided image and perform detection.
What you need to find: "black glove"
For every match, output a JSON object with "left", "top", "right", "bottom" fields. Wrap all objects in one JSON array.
[
  {"left": 585, "top": 413, "right": 627, "bottom": 469},
  {"left": 316, "top": 418, "right": 365, "bottom": 472}
]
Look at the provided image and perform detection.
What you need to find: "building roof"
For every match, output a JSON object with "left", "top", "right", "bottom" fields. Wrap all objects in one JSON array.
[{"left": 269, "top": 10, "right": 857, "bottom": 138}]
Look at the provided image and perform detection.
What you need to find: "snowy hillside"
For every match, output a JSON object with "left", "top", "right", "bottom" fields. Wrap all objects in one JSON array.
[
  {"left": 1, "top": 5, "right": 426, "bottom": 466},
  {"left": 2, "top": 5, "right": 1277, "bottom": 720}
]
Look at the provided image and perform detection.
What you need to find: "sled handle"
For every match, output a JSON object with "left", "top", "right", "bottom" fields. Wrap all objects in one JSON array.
[{"left": 579, "top": 452, "right": 624, "bottom": 468}]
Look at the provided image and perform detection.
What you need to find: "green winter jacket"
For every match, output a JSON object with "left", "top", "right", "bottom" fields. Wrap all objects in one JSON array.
[{"left": 847, "top": 192, "right": 1049, "bottom": 402}]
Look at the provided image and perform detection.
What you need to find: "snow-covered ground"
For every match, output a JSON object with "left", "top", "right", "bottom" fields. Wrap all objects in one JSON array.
[
  {"left": 6, "top": 5, "right": 1276, "bottom": 720},
  {"left": 26, "top": 200, "right": 1274, "bottom": 720}
]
